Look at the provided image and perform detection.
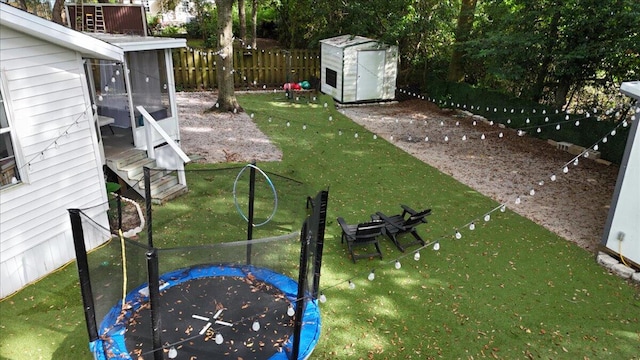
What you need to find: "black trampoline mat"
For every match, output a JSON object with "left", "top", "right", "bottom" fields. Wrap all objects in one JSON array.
[{"left": 125, "top": 275, "right": 295, "bottom": 359}]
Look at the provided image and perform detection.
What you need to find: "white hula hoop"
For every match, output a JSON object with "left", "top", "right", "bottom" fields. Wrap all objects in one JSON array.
[{"left": 232, "top": 164, "right": 278, "bottom": 227}]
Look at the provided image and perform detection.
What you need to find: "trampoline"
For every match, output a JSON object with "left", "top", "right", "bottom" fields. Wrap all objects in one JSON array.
[{"left": 91, "top": 264, "right": 321, "bottom": 360}]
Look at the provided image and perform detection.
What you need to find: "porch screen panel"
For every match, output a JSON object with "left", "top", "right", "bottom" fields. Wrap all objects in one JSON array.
[
  {"left": 94, "top": 60, "right": 130, "bottom": 128},
  {"left": 127, "top": 50, "right": 171, "bottom": 125}
]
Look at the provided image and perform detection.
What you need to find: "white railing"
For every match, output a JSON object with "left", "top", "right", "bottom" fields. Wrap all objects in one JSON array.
[{"left": 136, "top": 106, "right": 190, "bottom": 186}]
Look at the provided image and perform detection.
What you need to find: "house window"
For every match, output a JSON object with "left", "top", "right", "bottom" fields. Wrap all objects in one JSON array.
[
  {"left": 0, "top": 86, "right": 20, "bottom": 188},
  {"left": 325, "top": 68, "right": 337, "bottom": 88}
]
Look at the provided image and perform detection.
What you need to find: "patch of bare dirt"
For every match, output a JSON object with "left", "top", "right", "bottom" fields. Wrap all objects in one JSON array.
[{"left": 339, "top": 100, "right": 620, "bottom": 252}]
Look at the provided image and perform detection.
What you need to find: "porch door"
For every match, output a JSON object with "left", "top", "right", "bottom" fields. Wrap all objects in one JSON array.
[{"left": 356, "top": 50, "right": 385, "bottom": 101}]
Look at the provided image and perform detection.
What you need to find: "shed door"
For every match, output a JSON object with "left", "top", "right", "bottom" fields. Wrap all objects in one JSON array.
[{"left": 356, "top": 50, "right": 385, "bottom": 101}]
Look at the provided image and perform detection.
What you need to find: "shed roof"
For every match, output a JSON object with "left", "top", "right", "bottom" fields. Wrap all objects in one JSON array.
[
  {"left": 320, "top": 35, "right": 377, "bottom": 49},
  {"left": 0, "top": 3, "right": 123, "bottom": 62},
  {"left": 620, "top": 81, "right": 640, "bottom": 100}
]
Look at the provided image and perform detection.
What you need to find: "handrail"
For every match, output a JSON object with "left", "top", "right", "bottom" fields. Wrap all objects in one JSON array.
[{"left": 136, "top": 105, "right": 190, "bottom": 164}]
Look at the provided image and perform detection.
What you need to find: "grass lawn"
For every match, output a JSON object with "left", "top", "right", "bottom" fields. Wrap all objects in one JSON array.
[{"left": 0, "top": 93, "right": 638, "bottom": 359}]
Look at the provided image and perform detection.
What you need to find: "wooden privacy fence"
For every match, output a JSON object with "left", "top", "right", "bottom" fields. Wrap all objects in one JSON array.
[{"left": 173, "top": 48, "right": 321, "bottom": 90}]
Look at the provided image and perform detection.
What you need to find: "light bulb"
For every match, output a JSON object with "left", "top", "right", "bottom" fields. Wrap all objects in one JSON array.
[
  {"left": 481, "top": 134, "right": 486, "bottom": 140},
  {"left": 286, "top": 121, "right": 290, "bottom": 127},
  {"left": 565, "top": 115, "right": 570, "bottom": 120},
  {"left": 594, "top": 144, "right": 599, "bottom": 151},
  {"left": 456, "top": 121, "right": 460, "bottom": 126},
  {"left": 462, "top": 135, "right": 467, "bottom": 141},
  {"left": 537, "top": 127, "right": 542, "bottom": 133},
  {"left": 550, "top": 174, "right": 557, "bottom": 181},
  {"left": 215, "top": 333, "right": 224, "bottom": 345},
  {"left": 373, "top": 134, "right": 378, "bottom": 140},
  {"left": 302, "top": 124, "right": 307, "bottom": 130},
  {"left": 507, "top": 119, "right": 512, "bottom": 124},
  {"left": 573, "top": 159, "right": 579, "bottom": 166},
  {"left": 348, "top": 280, "right": 355, "bottom": 290},
  {"left": 575, "top": 120, "right": 580, "bottom": 126},
  {"left": 526, "top": 118, "right": 530, "bottom": 124},
  {"left": 611, "top": 130, "right": 617, "bottom": 136},
  {"left": 444, "top": 136, "right": 449, "bottom": 142},
  {"left": 542, "top": 109, "right": 546, "bottom": 114},
  {"left": 250, "top": 113, "right": 254, "bottom": 118},
  {"left": 287, "top": 305, "right": 296, "bottom": 316},
  {"left": 439, "top": 121, "right": 444, "bottom": 126},
  {"left": 338, "top": 130, "right": 342, "bottom": 135},
  {"left": 539, "top": 180, "right": 545, "bottom": 186},
  {"left": 563, "top": 166, "right": 569, "bottom": 173},
  {"left": 473, "top": 121, "right": 477, "bottom": 126},
  {"left": 555, "top": 124, "right": 561, "bottom": 130},
  {"left": 268, "top": 117, "right": 272, "bottom": 122},
  {"left": 324, "top": 102, "right": 328, "bottom": 108},
  {"left": 215, "top": 103, "right": 220, "bottom": 108},
  {"left": 111, "top": 76, "right": 116, "bottom": 83},
  {"left": 104, "top": 85, "right": 109, "bottom": 91},
  {"left": 484, "top": 214, "right": 491, "bottom": 222},
  {"left": 424, "top": 136, "right": 429, "bottom": 142},
  {"left": 433, "top": 242, "right": 440, "bottom": 251},
  {"left": 545, "top": 117, "right": 549, "bottom": 122},
  {"left": 584, "top": 151, "right": 589, "bottom": 158},
  {"left": 517, "top": 130, "right": 524, "bottom": 136},
  {"left": 319, "top": 293, "right": 327, "bottom": 303},
  {"left": 252, "top": 320, "right": 260, "bottom": 331},
  {"left": 354, "top": 133, "right": 359, "bottom": 138},
  {"left": 515, "top": 196, "right": 521, "bottom": 204},
  {"left": 499, "top": 132, "right": 504, "bottom": 138},
  {"left": 623, "top": 121, "right": 628, "bottom": 127},
  {"left": 390, "top": 136, "right": 394, "bottom": 141},
  {"left": 529, "top": 189, "right": 535, "bottom": 196},
  {"left": 368, "top": 271, "right": 375, "bottom": 281},
  {"left": 500, "top": 205, "right": 506, "bottom": 212},
  {"left": 394, "top": 260, "right": 401, "bottom": 270},
  {"left": 233, "top": 108, "right": 237, "bottom": 114},
  {"left": 489, "top": 121, "right": 494, "bottom": 126},
  {"left": 168, "top": 346, "right": 178, "bottom": 358},
  {"left": 329, "top": 116, "right": 333, "bottom": 121},
  {"left": 469, "top": 222, "right": 475, "bottom": 230},
  {"left": 408, "top": 136, "right": 412, "bottom": 141},
  {"left": 145, "top": 77, "right": 149, "bottom": 82},
  {"left": 455, "top": 231, "right": 462, "bottom": 239},
  {"left": 98, "top": 95, "right": 103, "bottom": 101},
  {"left": 115, "top": 69, "right": 120, "bottom": 76}
]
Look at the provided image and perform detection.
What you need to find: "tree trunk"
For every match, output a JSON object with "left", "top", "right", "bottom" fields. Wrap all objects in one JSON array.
[
  {"left": 446, "top": 0, "right": 478, "bottom": 82},
  {"left": 251, "top": 0, "right": 258, "bottom": 49},
  {"left": 528, "top": 11, "right": 561, "bottom": 103},
  {"left": 238, "top": 0, "right": 247, "bottom": 44},
  {"left": 554, "top": 76, "right": 571, "bottom": 109},
  {"left": 51, "top": 0, "right": 65, "bottom": 25},
  {"left": 213, "top": 0, "right": 241, "bottom": 112}
]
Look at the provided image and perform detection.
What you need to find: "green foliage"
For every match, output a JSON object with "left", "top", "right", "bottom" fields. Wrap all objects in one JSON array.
[{"left": 160, "top": 25, "right": 183, "bottom": 36}]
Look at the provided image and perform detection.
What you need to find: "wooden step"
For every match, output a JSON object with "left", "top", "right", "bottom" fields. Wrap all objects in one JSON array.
[
  {"left": 142, "top": 174, "right": 178, "bottom": 197},
  {"left": 152, "top": 184, "right": 189, "bottom": 205},
  {"left": 109, "top": 149, "right": 147, "bottom": 169},
  {"left": 119, "top": 158, "right": 156, "bottom": 180}
]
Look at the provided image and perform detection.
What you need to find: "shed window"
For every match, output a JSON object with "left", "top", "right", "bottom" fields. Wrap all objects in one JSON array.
[
  {"left": 0, "top": 83, "right": 20, "bottom": 189},
  {"left": 325, "top": 68, "right": 337, "bottom": 88}
]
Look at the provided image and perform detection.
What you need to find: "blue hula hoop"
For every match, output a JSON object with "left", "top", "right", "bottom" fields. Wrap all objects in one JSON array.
[{"left": 232, "top": 164, "right": 278, "bottom": 227}]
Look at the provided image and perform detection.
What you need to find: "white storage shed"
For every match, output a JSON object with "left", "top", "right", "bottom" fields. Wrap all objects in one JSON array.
[
  {"left": 600, "top": 81, "right": 640, "bottom": 267},
  {"left": 320, "top": 35, "right": 398, "bottom": 104}
]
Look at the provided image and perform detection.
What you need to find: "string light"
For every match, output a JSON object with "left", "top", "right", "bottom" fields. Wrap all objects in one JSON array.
[
  {"left": 252, "top": 320, "right": 261, "bottom": 331},
  {"left": 215, "top": 333, "right": 224, "bottom": 345},
  {"left": 394, "top": 260, "right": 401, "bottom": 270},
  {"left": 469, "top": 222, "right": 475, "bottom": 230},
  {"left": 433, "top": 242, "right": 440, "bottom": 251},
  {"left": 348, "top": 280, "right": 355, "bottom": 290},
  {"left": 168, "top": 346, "right": 178, "bottom": 358},
  {"left": 319, "top": 293, "right": 327, "bottom": 303},
  {"left": 413, "top": 251, "right": 421, "bottom": 261},
  {"left": 368, "top": 270, "right": 375, "bottom": 281},
  {"left": 455, "top": 230, "right": 462, "bottom": 239},
  {"left": 287, "top": 305, "right": 296, "bottom": 316}
]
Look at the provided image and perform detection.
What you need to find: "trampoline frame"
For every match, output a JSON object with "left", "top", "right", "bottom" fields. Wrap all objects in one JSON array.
[{"left": 91, "top": 264, "right": 321, "bottom": 360}]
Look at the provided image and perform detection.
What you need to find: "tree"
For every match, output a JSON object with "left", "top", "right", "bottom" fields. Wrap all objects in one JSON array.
[
  {"left": 447, "top": 0, "right": 478, "bottom": 82},
  {"left": 251, "top": 0, "right": 258, "bottom": 49},
  {"left": 51, "top": 0, "right": 64, "bottom": 24},
  {"left": 212, "top": 0, "right": 241, "bottom": 112},
  {"left": 238, "top": 0, "right": 247, "bottom": 44}
]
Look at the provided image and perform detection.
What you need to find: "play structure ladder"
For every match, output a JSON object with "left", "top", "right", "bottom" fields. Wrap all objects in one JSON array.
[{"left": 94, "top": 5, "right": 106, "bottom": 33}]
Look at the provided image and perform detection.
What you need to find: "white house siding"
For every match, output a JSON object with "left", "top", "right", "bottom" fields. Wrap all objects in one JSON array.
[{"left": 0, "top": 26, "right": 110, "bottom": 298}]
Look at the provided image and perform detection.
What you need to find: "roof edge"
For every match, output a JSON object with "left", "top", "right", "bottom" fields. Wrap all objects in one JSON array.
[{"left": 0, "top": 3, "right": 124, "bottom": 62}]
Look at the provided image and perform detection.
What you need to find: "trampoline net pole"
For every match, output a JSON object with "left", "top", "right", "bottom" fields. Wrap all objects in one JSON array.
[
  {"left": 68, "top": 208, "right": 99, "bottom": 342},
  {"left": 246, "top": 160, "right": 256, "bottom": 264},
  {"left": 292, "top": 220, "right": 310, "bottom": 359},
  {"left": 311, "top": 190, "right": 328, "bottom": 298},
  {"left": 146, "top": 248, "right": 163, "bottom": 360},
  {"left": 144, "top": 166, "right": 154, "bottom": 248}
]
